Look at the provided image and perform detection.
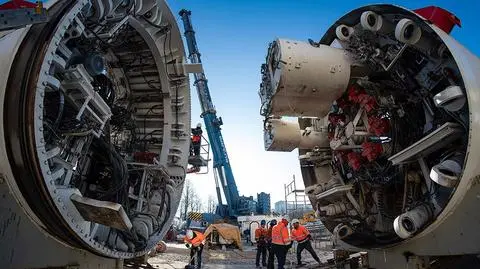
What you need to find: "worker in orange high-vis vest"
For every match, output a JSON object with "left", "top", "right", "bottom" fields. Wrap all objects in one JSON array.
[
  {"left": 266, "top": 219, "right": 277, "bottom": 269},
  {"left": 271, "top": 218, "right": 292, "bottom": 269},
  {"left": 291, "top": 219, "right": 321, "bottom": 267},
  {"left": 184, "top": 229, "right": 206, "bottom": 269},
  {"left": 191, "top": 123, "right": 203, "bottom": 157},
  {"left": 255, "top": 220, "right": 268, "bottom": 268}
]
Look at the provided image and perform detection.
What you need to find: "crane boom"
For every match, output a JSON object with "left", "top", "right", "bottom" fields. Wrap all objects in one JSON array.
[{"left": 179, "top": 9, "right": 242, "bottom": 217}]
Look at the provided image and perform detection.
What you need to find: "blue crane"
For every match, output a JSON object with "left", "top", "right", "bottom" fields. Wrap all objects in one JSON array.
[{"left": 179, "top": 9, "right": 248, "bottom": 218}]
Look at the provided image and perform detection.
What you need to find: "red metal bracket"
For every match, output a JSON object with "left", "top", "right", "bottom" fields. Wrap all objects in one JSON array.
[
  {"left": 414, "top": 6, "right": 461, "bottom": 34},
  {"left": 0, "top": 0, "right": 39, "bottom": 10}
]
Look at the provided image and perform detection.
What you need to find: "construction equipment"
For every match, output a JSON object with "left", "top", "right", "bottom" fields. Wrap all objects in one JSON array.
[
  {"left": 259, "top": 4, "right": 480, "bottom": 269},
  {"left": 0, "top": 0, "right": 192, "bottom": 267},
  {"left": 179, "top": 9, "right": 251, "bottom": 218}
]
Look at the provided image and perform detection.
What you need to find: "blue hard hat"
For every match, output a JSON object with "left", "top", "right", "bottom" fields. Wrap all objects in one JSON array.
[
  {"left": 261, "top": 220, "right": 266, "bottom": 225},
  {"left": 270, "top": 219, "right": 277, "bottom": 226}
]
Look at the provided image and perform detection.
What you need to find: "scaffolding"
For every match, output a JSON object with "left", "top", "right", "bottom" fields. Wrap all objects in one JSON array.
[
  {"left": 284, "top": 175, "right": 311, "bottom": 218},
  {"left": 284, "top": 175, "right": 332, "bottom": 250}
]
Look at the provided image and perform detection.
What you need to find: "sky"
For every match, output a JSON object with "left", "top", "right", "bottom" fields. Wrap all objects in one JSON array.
[{"left": 165, "top": 0, "right": 480, "bottom": 207}]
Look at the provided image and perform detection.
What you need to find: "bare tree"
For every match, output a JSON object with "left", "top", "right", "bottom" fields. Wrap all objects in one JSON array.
[
  {"left": 191, "top": 192, "right": 204, "bottom": 212},
  {"left": 179, "top": 179, "right": 195, "bottom": 220},
  {"left": 178, "top": 179, "right": 206, "bottom": 220},
  {"left": 207, "top": 195, "right": 217, "bottom": 214}
]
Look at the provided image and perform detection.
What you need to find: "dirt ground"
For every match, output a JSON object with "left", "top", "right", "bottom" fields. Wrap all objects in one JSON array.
[{"left": 147, "top": 242, "right": 333, "bottom": 269}]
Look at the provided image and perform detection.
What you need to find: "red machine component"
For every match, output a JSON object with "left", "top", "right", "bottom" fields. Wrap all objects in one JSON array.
[
  {"left": 336, "top": 97, "right": 349, "bottom": 109},
  {"left": 414, "top": 6, "right": 461, "bottom": 34},
  {"left": 347, "top": 85, "right": 377, "bottom": 112},
  {"left": 347, "top": 152, "right": 363, "bottom": 171},
  {"left": 0, "top": 0, "right": 38, "bottom": 10},
  {"left": 361, "top": 142, "right": 383, "bottom": 162},
  {"left": 348, "top": 85, "right": 365, "bottom": 103},
  {"left": 133, "top": 152, "right": 159, "bottom": 164},
  {"left": 328, "top": 113, "right": 346, "bottom": 125},
  {"left": 359, "top": 95, "right": 376, "bottom": 112},
  {"left": 368, "top": 116, "right": 390, "bottom": 136}
]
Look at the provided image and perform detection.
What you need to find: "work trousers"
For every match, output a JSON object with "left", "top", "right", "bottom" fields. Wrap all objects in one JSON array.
[
  {"left": 267, "top": 244, "right": 275, "bottom": 269},
  {"left": 189, "top": 245, "right": 203, "bottom": 269},
  {"left": 297, "top": 240, "right": 320, "bottom": 264},
  {"left": 256, "top": 244, "right": 267, "bottom": 266},
  {"left": 192, "top": 142, "right": 200, "bottom": 156},
  {"left": 272, "top": 244, "right": 288, "bottom": 269}
]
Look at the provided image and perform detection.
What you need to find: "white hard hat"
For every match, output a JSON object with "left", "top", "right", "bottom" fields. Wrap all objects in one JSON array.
[
  {"left": 196, "top": 123, "right": 202, "bottom": 128},
  {"left": 292, "top": 219, "right": 300, "bottom": 224},
  {"left": 186, "top": 229, "right": 194, "bottom": 239}
]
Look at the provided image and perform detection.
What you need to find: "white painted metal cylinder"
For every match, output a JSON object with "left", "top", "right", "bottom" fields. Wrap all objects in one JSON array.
[
  {"left": 395, "top": 18, "right": 422, "bottom": 45},
  {"left": 264, "top": 119, "right": 329, "bottom": 151},
  {"left": 267, "top": 39, "right": 351, "bottom": 117},
  {"left": 335, "top": 25, "right": 354, "bottom": 41},
  {"left": 360, "top": 11, "right": 383, "bottom": 32},
  {"left": 394, "top": 205, "right": 432, "bottom": 239}
]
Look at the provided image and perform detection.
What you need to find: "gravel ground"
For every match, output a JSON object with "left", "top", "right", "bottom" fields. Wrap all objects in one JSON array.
[{"left": 147, "top": 242, "right": 333, "bottom": 269}]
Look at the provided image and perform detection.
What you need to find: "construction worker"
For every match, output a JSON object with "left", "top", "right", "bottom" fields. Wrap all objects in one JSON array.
[
  {"left": 271, "top": 218, "right": 292, "bottom": 269},
  {"left": 184, "top": 229, "right": 206, "bottom": 269},
  {"left": 266, "top": 219, "right": 277, "bottom": 269},
  {"left": 191, "top": 123, "right": 203, "bottom": 157},
  {"left": 291, "top": 219, "right": 321, "bottom": 267},
  {"left": 255, "top": 220, "right": 268, "bottom": 268}
]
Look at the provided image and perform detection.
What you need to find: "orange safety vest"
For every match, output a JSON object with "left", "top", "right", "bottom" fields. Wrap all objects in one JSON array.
[
  {"left": 271, "top": 223, "right": 291, "bottom": 245},
  {"left": 266, "top": 227, "right": 273, "bottom": 241},
  {"left": 255, "top": 227, "right": 268, "bottom": 241},
  {"left": 192, "top": 135, "right": 201, "bottom": 143},
  {"left": 291, "top": 225, "right": 310, "bottom": 243},
  {"left": 184, "top": 231, "right": 206, "bottom": 247}
]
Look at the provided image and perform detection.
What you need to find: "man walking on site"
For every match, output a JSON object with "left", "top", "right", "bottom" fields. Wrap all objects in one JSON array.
[
  {"left": 271, "top": 218, "right": 292, "bottom": 269},
  {"left": 290, "top": 219, "right": 321, "bottom": 267},
  {"left": 184, "top": 229, "right": 206, "bottom": 269},
  {"left": 266, "top": 219, "right": 277, "bottom": 269},
  {"left": 255, "top": 220, "right": 268, "bottom": 268}
]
